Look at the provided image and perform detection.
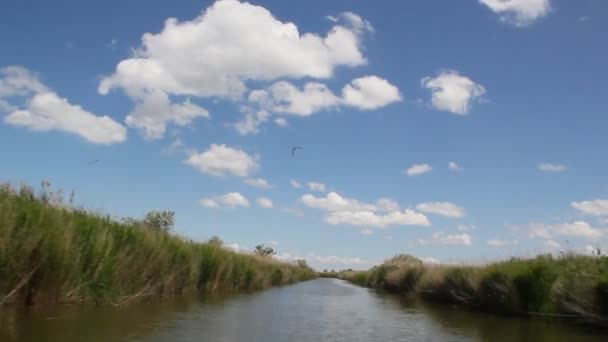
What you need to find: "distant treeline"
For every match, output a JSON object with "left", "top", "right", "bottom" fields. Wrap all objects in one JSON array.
[
  {"left": 0, "top": 182, "right": 316, "bottom": 306},
  {"left": 340, "top": 253, "right": 608, "bottom": 327}
]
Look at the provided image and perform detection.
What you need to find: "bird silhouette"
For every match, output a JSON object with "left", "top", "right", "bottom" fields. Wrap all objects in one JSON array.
[
  {"left": 291, "top": 146, "right": 303, "bottom": 157},
  {"left": 88, "top": 160, "right": 99, "bottom": 165}
]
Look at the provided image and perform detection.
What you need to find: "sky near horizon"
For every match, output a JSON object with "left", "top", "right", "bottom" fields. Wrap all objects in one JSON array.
[{"left": 1, "top": 0, "right": 607, "bottom": 270}]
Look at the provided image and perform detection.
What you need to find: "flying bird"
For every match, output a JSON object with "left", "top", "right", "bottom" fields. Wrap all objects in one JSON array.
[
  {"left": 87, "top": 160, "right": 99, "bottom": 165},
  {"left": 291, "top": 146, "right": 303, "bottom": 157}
]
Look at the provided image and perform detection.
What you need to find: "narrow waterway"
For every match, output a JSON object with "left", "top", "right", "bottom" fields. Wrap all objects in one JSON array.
[{"left": 1, "top": 278, "right": 605, "bottom": 341}]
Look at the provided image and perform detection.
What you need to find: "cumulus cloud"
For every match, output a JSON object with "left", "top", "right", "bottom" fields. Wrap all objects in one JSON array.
[
  {"left": 1, "top": 66, "right": 126, "bottom": 144},
  {"left": 404, "top": 163, "right": 432, "bottom": 176},
  {"left": 307, "top": 182, "right": 327, "bottom": 192},
  {"left": 487, "top": 239, "right": 518, "bottom": 247},
  {"left": 200, "top": 192, "right": 250, "bottom": 208},
  {"left": 448, "top": 162, "right": 463, "bottom": 172},
  {"left": 99, "top": 0, "right": 372, "bottom": 138},
  {"left": 244, "top": 177, "right": 273, "bottom": 189},
  {"left": 571, "top": 200, "right": 608, "bottom": 217},
  {"left": 123, "top": 90, "right": 209, "bottom": 140},
  {"left": 301, "top": 192, "right": 430, "bottom": 228},
  {"left": 418, "top": 232, "right": 472, "bottom": 246},
  {"left": 416, "top": 202, "right": 466, "bottom": 218},
  {"left": 249, "top": 81, "right": 340, "bottom": 116},
  {"left": 479, "top": 0, "right": 551, "bottom": 27},
  {"left": 185, "top": 144, "right": 258, "bottom": 177},
  {"left": 256, "top": 197, "right": 273, "bottom": 208},
  {"left": 527, "top": 221, "right": 607, "bottom": 240},
  {"left": 326, "top": 210, "right": 430, "bottom": 228},
  {"left": 341, "top": 75, "right": 402, "bottom": 110},
  {"left": 290, "top": 179, "right": 302, "bottom": 189},
  {"left": 274, "top": 117, "right": 288, "bottom": 127},
  {"left": 234, "top": 109, "right": 270, "bottom": 135},
  {"left": 538, "top": 163, "right": 566, "bottom": 173},
  {"left": 421, "top": 70, "right": 485, "bottom": 115},
  {"left": 249, "top": 75, "right": 401, "bottom": 117}
]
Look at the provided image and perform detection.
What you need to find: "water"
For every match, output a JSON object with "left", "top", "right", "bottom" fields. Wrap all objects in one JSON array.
[{"left": 1, "top": 278, "right": 606, "bottom": 341}]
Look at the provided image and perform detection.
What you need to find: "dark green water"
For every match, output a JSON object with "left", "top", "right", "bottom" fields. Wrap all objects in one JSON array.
[{"left": 1, "top": 278, "right": 606, "bottom": 341}]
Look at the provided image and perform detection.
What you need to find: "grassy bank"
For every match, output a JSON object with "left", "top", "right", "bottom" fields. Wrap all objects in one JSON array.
[
  {"left": 0, "top": 183, "right": 316, "bottom": 306},
  {"left": 340, "top": 254, "right": 608, "bottom": 326}
]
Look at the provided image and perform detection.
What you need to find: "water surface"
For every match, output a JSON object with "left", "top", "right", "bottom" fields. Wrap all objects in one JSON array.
[{"left": 1, "top": 278, "right": 605, "bottom": 341}]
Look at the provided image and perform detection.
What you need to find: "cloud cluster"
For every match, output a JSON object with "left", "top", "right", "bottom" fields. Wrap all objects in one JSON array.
[
  {"left": 527, "top": 221, "right": 606, "bottom": 240},
  {"left": 185, "top": 144, "right": 258, "bottom": 177},
  {"left": 98, "top": 0, "right": 389, "bottom": 138},
  {"left": 301, "top": 192, "right": 430, "bottom": 228},
  {"left": 1, "top": 66, "right": 126, "bottom": 144}
]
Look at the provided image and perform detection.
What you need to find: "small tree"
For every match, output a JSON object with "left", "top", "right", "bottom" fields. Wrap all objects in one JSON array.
[
  {"left": 208, "top": 235, "right": 224, "bottom": 247},
  {"left": 254, "top": 244, "right": 276, "bottom": 257},
  {"left": 142, "top": 210, "right": 175, "bottom": 233}
]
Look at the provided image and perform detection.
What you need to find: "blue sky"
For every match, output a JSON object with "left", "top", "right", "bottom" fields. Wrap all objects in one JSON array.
[{"left": 1, "top": 0, "right": 607, "bottom": 269}]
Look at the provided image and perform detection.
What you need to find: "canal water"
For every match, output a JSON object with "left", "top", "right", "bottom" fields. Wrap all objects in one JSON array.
[{"left": 1, "top": 278, "right": 605, "bottom": 341}]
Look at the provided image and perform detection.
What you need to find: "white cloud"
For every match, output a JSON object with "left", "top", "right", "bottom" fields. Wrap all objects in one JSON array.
[
  {"left": 124, "top": 90, "right": 209, "bottom": 140},
  {"left": 571, "top": 200, "right": 608, "bottom": 217},
  {"left": 418, "top": 232, "right": 472, "bottom": 246},
  {"left": 528, "top": 221, "right": 607, "bottom": 240},
  {"left": 0, "top": 66, "right": 47, "bottom": 96},
  {"left": 479, "top": 0, "right": 551, "bottom": 27},
  {"left": 200, "top": 192, "right": 250, "bottom": 208},
  {"left": 326, "top": 210, "right": 430, "bottom": 228},
  {"left": 307, "top": 182, "right": 327, "bottom": 192},
  {"left": 301, "top": 192, "right": 430, "bottom": 228},
  {"left": 538, "top": 163, "right": 566, "bottom": 173},
  {"left": 448, "top": 161, "right": 463, "bottom": 172},
  {"left": 200, "top": 199, "right": 219, "bottom": 208},
  {"left": 1, "top": 66, "right": 126, "bottom": 145},
  {"left": 277, "top": 252, "right": 372, "bottom": 267},
  {"left": 274, "top": 117, "right": 288, "bottom": 127},
  {"left": 487, "top": 239, "right": 518, "bottom": 247},
  {"left": 457, "top": 224, "right": 476, "bottom": 232},
  {"left": 99, "top": 0, "right": 371, "bottom": 138},
  {"left": 404, "top": 163, "right": 432, "bottom": 176},
  {"left": 421, "top": 70, "right": 486, "bottom": 115},
  {"left": 256, "top": 197, "right": 273, "bottom": 208},
  {"left": 234, "top": 109, "right": 270, "bottom": 135},
  {"left": 301, "top": 192, "right": 390, "bottom": 213},
  {"left": 360, "top": 229, "right": 373, "bottom": 235},
  {"left": 5, "top": 92, "right": 127, "bottom": 145},
  {"left": 248, "top": 75, "right": 401, "bottom": 119},
  {"left": 416, "top": 202, "right": 466, "bottom": 218},
  {"left": 290, "top": 179, "right": 302, "bottom": 189},
  {"left": 341, "top": 75, "right": 402, "bottom": 110},
  {"left": 421, "top": 257, "right": 440, "bottom": 265},
  {"left": 244, "top": 177, "right": 273, "bottom": 189},
  {"left": 249, "top": 81, "right": 339, "bottom": 116},
  {"left": 326, "top": 12, "right": 374, "bottom": 33},
  {"left": 185, "top": 144, "right": 258, "bottom": 177},
  {"left": 544, "top": 240, "right": 561, "bottom": 249}
]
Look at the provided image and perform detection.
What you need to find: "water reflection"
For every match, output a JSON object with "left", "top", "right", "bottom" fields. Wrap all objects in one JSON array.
[{"left": 1, "top": 279, "right": 606, "bottom": 342}]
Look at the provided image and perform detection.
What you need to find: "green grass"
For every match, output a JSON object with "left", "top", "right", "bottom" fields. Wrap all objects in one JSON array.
[
  {"left": 0, "top": 183, "right": 315, "bottom": 306},
  {"left": 340, "top": 253, "right": 608, "bottom": 325}
]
